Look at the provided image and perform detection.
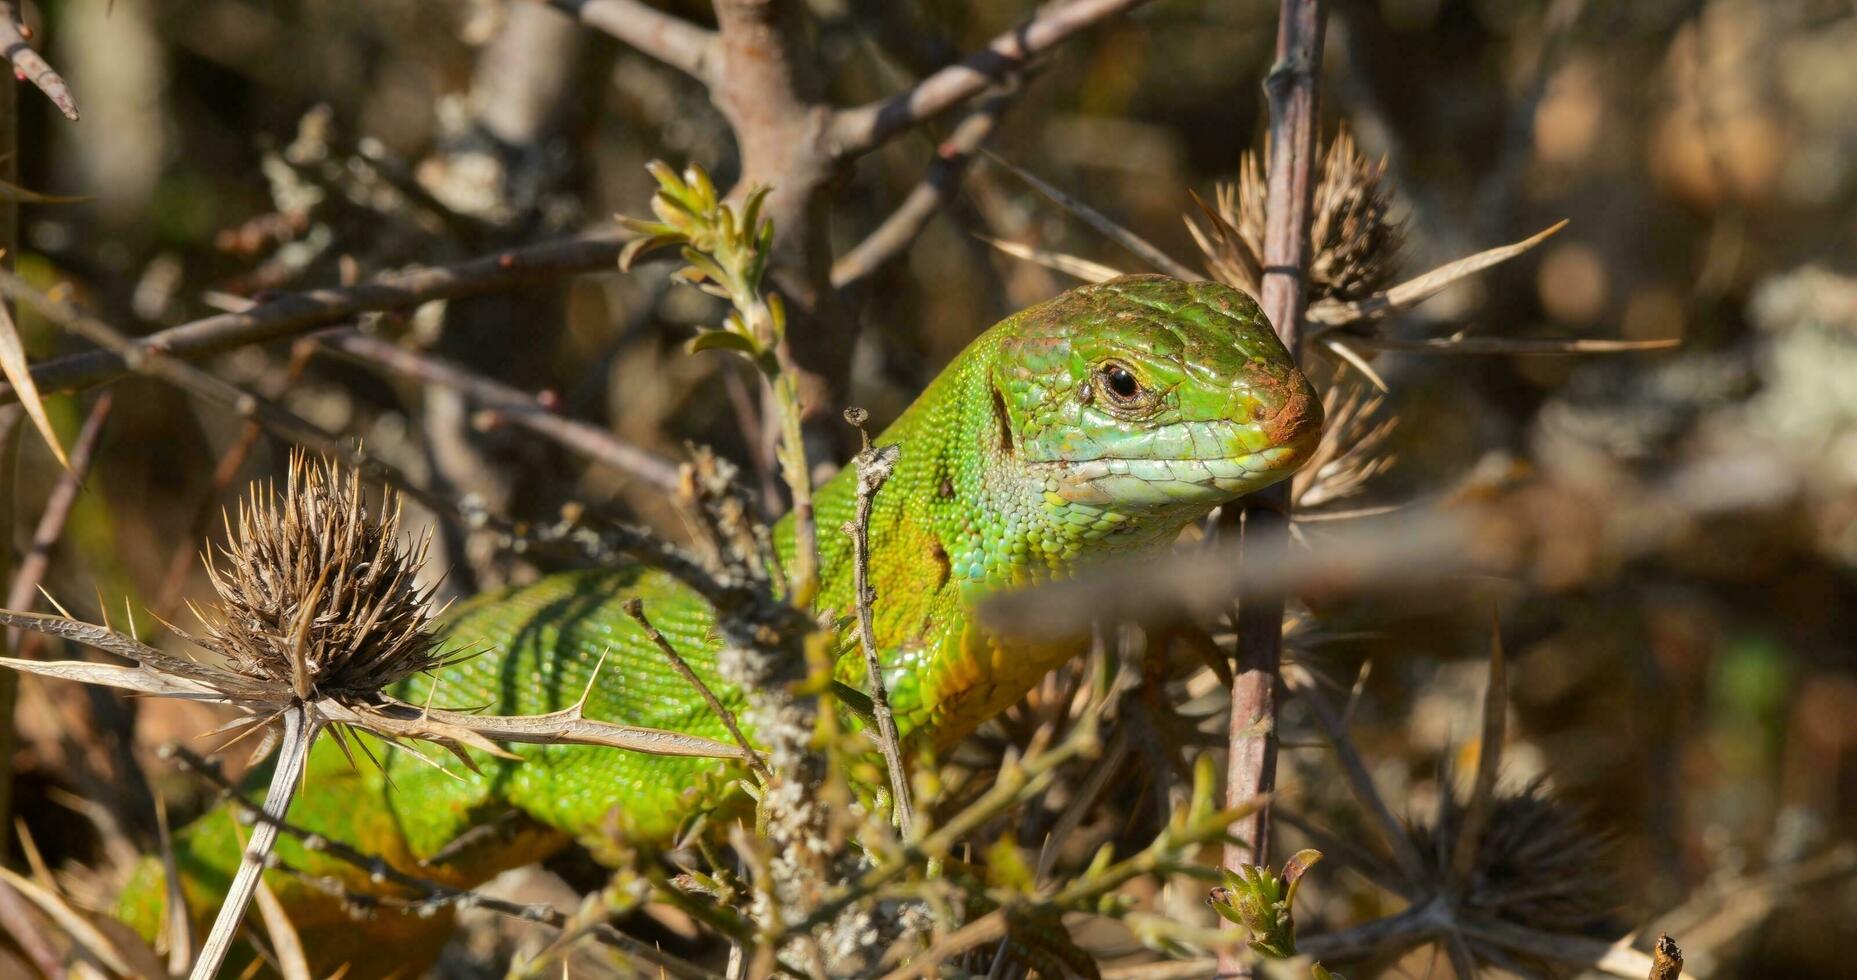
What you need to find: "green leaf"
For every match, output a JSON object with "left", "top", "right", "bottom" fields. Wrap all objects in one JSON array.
[
  {"left": 1206, "top": 885, "right": 1244, "bottom": 926},
  {"left": 686, "top": 330, "right": 759, "bottom": 356},
  {"left": 766, "top": 291, "right": 787, "bottom": 342},
  {"left": 619, "top": 234, "right": 680, "bottom": 271},
  {"left": 1188, "top": 753, "right": 1218, "bottom": 823},
  {"left": 688, "top": 164, "right": 718, "bottom": 211},
  {"left": 1207, "top": 851, "right": 1322, "bottom": 960},
  {"left": 651, "top": 190, "right": 702, "bottom": 228},
  {"left": 1281, "top": 848, "right": 1323, "bottom": 909},
  {"left": 741, "top": 185, "right": 770, "bottom": 239},
  {"left": 615, "top": 215, "right": 679, "bottom": 238},
  {"left": 679, "top": 247, "right": 730, "bottom": 287},
  {"left": 644, "top": 159, "right": 680, "bottom": 190}
]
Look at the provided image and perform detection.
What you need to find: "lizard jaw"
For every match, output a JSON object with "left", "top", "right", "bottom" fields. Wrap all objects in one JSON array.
[{"left": 1044, "top": 449, "right": 1307, "bottom": 507}]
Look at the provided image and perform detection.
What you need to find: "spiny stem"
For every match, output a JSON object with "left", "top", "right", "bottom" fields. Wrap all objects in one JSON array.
[{"left": 191, "top": 705, "right": 314, "bottom": 980}]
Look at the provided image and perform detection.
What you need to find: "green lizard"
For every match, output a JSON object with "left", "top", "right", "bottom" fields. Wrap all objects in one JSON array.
[{"left": 120, "top": 274, "right": 1322, "bottom": 976}]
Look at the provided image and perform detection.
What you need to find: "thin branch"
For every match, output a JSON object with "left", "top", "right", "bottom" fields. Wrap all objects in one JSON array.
[
  {"left": 0, "top": 233, "right": 626, "bottom": 404},
  {"left": 623, "top": 597, "right": 771, "bottom": 780},
  {"left": 315, "top": 329, "right": 681, "bottom": 492},
  {"left": 830, "top": 0, "right": 1157, "bottom": 158},
  {"left": 840, "top": 408, "right": 912, "bottom": 833},
  {"left": 547, "top": 0, "right": 715, "bottom": 81},
  {"left": 316, "top": 697, "right": 744, "bottom": 759},
  {"left": 1, "top": 1, "right": 77, "bottom": 120},
  {"left": 831, "top": 88, "right": 1016, "bottom": 289},
  {"left": 1221, "top": 8, "right": 1327, "bottom": 978}
]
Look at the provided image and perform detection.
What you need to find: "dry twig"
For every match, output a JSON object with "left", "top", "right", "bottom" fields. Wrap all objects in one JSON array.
[{"left": 840, "top": 407, "right": 912, "bottom": 832}]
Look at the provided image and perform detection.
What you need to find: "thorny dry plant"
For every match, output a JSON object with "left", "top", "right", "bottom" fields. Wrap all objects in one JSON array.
[
  {"left": 1193, "top": 129, "right": 1406, "bottom": 307},
  {"left": 200, "top": 456, "right": 451, "bottom": 702},
  {"left": 1272, "top": 630, "right": 1695, "bottom": 979},
  {"left": 0, "top": 451, "right": 740, "bottom": 980}
]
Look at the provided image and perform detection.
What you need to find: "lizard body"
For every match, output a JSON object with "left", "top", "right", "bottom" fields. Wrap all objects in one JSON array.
[{"left": 121, "top": 275, "right": 1321, "bottom": 976}]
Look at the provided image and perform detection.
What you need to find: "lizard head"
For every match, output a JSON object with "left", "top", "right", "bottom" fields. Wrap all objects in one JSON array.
[{"left": 991, "top": 274, "right": 1322, "bottom": 518}]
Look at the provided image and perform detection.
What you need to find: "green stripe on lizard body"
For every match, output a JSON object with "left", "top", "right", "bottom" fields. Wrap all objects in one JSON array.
[{"left": 121, "top": 275, "right": 1322, "bottom": 977}]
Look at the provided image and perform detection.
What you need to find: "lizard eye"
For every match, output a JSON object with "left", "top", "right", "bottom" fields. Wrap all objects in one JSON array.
[{"left": 1098, "top": 362, "right": 1142, "bottom": 404}]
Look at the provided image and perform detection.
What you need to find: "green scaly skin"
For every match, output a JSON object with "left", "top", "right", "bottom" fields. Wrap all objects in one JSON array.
[{"left": 120, "top": 275, "right": 1322, "bottom": 977}]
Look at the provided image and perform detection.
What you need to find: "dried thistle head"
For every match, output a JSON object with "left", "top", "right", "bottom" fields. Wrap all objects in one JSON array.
[
  {"left": 0, "top": 451, "right": 741, "bottom": 784},
  {"left": 1188, "top": 128, "right": 1405, "bottom": 305},
  {"left": 1415, "top": 776, "right": 1617, "bottom": 948},
  {"left": 1308, "top": 130, "right": 1404, "bottom": 303},
  {"left": 201, "top": 451, "right": 446, "bottom": 701}
]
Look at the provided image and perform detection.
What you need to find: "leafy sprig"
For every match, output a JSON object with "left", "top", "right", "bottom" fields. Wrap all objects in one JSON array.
[
  {"left": 1208, "top": 847, "right": 1324, "bottom": 959},
  {"left": 619, "top": 161, "right": 819, "bottom": 608}
]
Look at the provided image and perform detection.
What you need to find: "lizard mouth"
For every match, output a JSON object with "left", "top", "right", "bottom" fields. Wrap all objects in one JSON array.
[{"left": 1041, "top": 448, "right": 1308, "bottom": 506}]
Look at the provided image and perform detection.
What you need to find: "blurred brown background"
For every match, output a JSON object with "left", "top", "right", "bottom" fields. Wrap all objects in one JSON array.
[{"left": 5, "top": 0, "right": 1856, "bottom": 976}]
